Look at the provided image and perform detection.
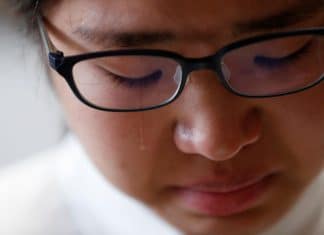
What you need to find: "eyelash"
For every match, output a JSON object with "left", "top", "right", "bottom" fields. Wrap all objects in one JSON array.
[
  {"left": 254, "top": 41, "right": 312, "bottom": 69},
  {"left": 101, "top": 69, "right": 163, "bottom": 88}
]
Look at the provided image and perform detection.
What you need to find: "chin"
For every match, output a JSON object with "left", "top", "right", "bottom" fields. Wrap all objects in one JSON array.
[
  {"left": 170, "top": 211, "right": 279, "bottom": 235},
  {"left": 174, "top": 217, "right": 278, "bottom": 235}
]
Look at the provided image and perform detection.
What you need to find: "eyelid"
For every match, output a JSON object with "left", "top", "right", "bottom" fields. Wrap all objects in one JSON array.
[
  {"left": 95, "top": 65, "right": 163, "bottom": 88},
  {"left": 258, "top": 39, "right": 313, "bottom": 60},
  {"left": 253, "top": 39, "right": 313, "bottom": 69},
  {"left": 96, "top": 65, "right": 162, "bottom": 80}
]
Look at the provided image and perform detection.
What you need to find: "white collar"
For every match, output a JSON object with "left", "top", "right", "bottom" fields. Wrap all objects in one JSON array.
[
  {"left": 261, "top": 170, "right": 324, "bottom": 235},
  {"left": 54, "top": 135, "right": 324, "bottom": 235}
]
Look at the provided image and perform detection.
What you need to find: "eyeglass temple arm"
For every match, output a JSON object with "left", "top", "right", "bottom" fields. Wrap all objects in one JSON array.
[
  {"left": 37, "top": 15, "right": 60, "bottom": 55},
  {"left": 37, "top": 15, "right": 66, "bottom": 70}
]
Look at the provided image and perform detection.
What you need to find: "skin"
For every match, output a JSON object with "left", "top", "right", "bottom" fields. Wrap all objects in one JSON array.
[{"left": 42, "top": 1, "right": 324, "bottom": 235}]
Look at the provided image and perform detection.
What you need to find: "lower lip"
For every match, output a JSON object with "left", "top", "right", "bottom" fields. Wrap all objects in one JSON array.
[{"left": 174, "top": 175, "right": 275, "bottom": 217}]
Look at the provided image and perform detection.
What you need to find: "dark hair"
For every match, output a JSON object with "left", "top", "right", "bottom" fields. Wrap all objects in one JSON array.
[
  {"left": 11, "top": 0, "right": 39, "bottom": 17},
  {"left": 9, "top": 0, "right": 42, "bottom": 32}
]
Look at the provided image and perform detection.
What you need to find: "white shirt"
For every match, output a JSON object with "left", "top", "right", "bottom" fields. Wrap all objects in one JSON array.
[{"left": 0, "top": 135, "right": 323, "bottom": 235}]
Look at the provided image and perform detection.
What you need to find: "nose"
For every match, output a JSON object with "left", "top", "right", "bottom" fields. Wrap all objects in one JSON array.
[{"left": 173, "top": 71, "right": 262, "bottom": 162}]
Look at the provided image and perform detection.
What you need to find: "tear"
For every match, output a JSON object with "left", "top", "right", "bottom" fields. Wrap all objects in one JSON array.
[{"left": 138, "top": 112, "right": 147, "bottom": 151}]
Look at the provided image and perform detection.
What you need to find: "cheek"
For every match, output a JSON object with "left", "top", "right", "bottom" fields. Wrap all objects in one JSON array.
[
  {"left": 76, "top": 113, "right": 179, "bottom": 203},
  {"left": 53, "top": 73, "right": 177, "bottom": 200},
  {"left": 263, "top": 85, "right": 324, "bottom": 182}
]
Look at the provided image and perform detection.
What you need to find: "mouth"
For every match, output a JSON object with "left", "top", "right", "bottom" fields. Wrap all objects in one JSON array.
[{"left": 172, "top": 171, "right": 278, "bottom": 217}]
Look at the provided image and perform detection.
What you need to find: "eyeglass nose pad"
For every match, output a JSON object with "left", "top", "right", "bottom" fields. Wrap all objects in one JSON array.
[
  {"left": 221, "top": 62, "right": 231, "bottom": 81},
  {"left": 173, "top": 66, "right": 183, "bottom": 84}
]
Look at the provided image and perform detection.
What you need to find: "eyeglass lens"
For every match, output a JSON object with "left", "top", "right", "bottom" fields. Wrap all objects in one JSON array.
[
  {"left": 222, "top": 35, "right": 323, "bottom": 96},
  {"left": 73, "top": 56, "right": 183, "bottom": 110}
]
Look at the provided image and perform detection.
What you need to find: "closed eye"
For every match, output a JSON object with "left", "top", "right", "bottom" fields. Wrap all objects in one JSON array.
[
  {"left": 99, "top": 68, "right": 163, "bottom": 88},
  {"left": 254, "top": 40, "right": 312, "bottom": 69}
]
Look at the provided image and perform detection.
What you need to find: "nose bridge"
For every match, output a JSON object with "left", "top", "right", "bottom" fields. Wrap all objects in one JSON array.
[
  {"left": 186, "top": 55, "right": 220, "bottom": 74},
  {"left": 183, "top": 55, "right": 225, "bottom": 90}
]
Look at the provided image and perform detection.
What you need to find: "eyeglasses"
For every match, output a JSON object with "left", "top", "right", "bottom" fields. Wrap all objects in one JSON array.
[{"left": 38, "top": 17, "right": 324, "bottom": 112}]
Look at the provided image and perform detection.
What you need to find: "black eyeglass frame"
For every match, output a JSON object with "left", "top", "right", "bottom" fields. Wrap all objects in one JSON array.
[{"left": 38, "top": 16, "right": 324, "bottom": 112}]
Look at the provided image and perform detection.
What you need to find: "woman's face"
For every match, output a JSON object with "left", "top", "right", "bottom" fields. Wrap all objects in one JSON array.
[{"left": 44, "top": 1, "right": 324, "bottom": 234}]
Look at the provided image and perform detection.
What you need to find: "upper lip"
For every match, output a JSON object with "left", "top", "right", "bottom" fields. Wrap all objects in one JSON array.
[{"left": 178, "top": 171, "right": 278, "bottom": 193}]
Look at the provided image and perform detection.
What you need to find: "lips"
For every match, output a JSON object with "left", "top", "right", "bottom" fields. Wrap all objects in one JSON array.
[
  {"left": 172, "top": 171, "right": 278, "bottom": 217},
  {"left": 183, "top": 172, "right": 274, "bottom": 193}
]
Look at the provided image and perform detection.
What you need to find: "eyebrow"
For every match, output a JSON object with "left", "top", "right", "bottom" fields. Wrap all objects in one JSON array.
[
  {"left": 72, "top": 28, "right": 175, "bottom": 48},
  {"left": 72, "top": 1, "right": 324, "bottom": 48},
  {"left": 235, "top": 0, "right": 324, "bottom": 34}
]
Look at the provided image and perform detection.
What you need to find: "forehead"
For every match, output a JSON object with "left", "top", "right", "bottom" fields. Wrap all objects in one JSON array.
[
  {"left": 45, "top": 0, "right": 323, "bottom": 54},
  {"left": 46, "top": 0, "right": 301, "bottom": 31}
]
